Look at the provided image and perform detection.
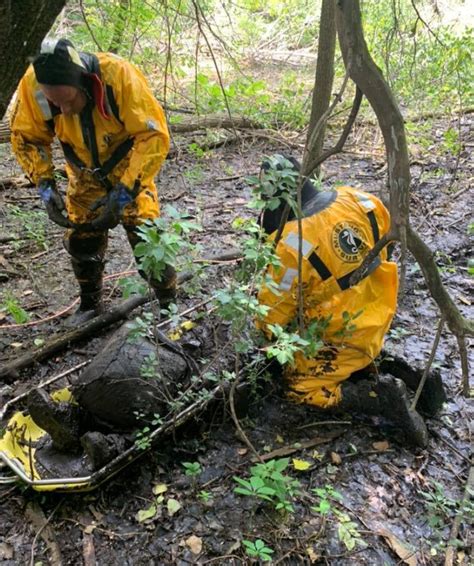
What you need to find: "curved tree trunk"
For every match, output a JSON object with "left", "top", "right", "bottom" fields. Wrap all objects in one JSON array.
[
  {"left": 0, "top": 0, "right": 66, "bottom": 119},
  {"left": 304, "top": 0, "right": 336, "bottom": 178},
  {"left": 334, "top": 0, "right": 410, "bottom": 246},
  {"left": 334, "top": 0, "right": 472, "bottom": 393}
]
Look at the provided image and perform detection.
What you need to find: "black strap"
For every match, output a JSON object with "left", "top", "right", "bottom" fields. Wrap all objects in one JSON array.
[
  {"left": 308, "top": 250, "right": 331, "bottom": 281},
  {"left": 45, "top": 52, "right": 132, "bottom": 190},
  {"left": 60, "top": 137, "right": 134, "bottom": 190},
  {"left": 307, "top": 213, "right": 382, "bottom": 291},
  {"left": 106, "top": 84, "right": 123, "bottom": 124},
  {"left": 336, "top": 257, "right": 381, "bottom": 291},
  {"left": 367, "top": 210, "right": 380, "bottom": 244}
]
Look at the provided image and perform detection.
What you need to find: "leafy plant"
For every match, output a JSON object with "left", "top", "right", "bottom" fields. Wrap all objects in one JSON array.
[
  {"left": 133, "top": 205, "right": 201, "bottom": 283},
  {"left": 197, "top": 490, "right": 212, "bottom": 502},
  {"left": 311, "top": 485, "right": 366, "bottom": 551},
  {"left": 119, "top": 276, "right": 147, "bottom": 299},
  {"left": 134, "top": 413, "right": 163, "bottom": 450},
  {"left": 234, "top": 458, "right": 300, "bottom": 513},
  {"left": 265, "top": 323, "right": 309, "bottom": 365},
  {"left": 242, "top": 539, "right": 274, "bottom": 562},
  {"left": 182, "top": 461, "right": 202, "bottom": 477},
  {"left": 1, "top": 292, "right": 30, "bottom": 324},
  {"left": 311, "top": 484, "right": 343, "bottom": 515}
]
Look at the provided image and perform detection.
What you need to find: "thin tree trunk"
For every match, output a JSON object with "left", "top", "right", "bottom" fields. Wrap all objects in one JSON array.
[{"left": 304, "top": 0, "right": 336, "bottom": 178}]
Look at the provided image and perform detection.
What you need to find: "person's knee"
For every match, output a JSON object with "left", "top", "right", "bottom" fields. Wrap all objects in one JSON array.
[{"left": 64, "top": 230, "right": 108, "bottom": 262}]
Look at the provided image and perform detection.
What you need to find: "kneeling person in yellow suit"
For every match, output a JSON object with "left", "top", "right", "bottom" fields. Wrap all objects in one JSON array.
[
  {"left": 257, "top": 156, "right": 445, "bottom": 447},
  {"left": 11, "top": 38, "right": 175, "bottom": 324}
]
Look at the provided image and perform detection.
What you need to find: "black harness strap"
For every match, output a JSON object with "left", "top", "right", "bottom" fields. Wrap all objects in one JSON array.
[
  {"left": 367, "top": 210, "right": 380, "bottom": 244},
  {"left": 308, "top": 250, "right": 331, "bottom": 281},
  {"left": 336, "top": 257, "right": 381, "bottom": 291},
  {"left": 306, "top": 207, "right": 383, "bottom": 291},
  {"left": 43, "top": 52, "right": 133, "bottom": 191}
]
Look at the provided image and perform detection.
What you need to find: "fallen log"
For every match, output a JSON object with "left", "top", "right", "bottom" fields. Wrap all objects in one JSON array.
[
  {"left": 0, "top": 115, "right": 261, "bottom": 144},
  {"left": 0, "top": 249, "right": 242, "bottom": 382}
]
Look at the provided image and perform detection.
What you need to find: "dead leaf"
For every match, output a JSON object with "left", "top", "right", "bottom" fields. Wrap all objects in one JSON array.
[
  {"left": 373, "top": 441, "right": 390, "bottom": 451},
  {"left": 331, "top": 452, "right": 342, "bottom": 465},
  {"left": 11, "top": 342, "right": 23, "bottom": 348},
  {"left": 275, "top": 434, "right": 284, "bottom": 444},
  {"left": 306, "top": 546, "right": 319, "bottom": 563},
  {"left": 83, "top": 524, "right": 96, "bottom": 535},
  {"left": 136, "top": 504, "right": 157, "bottom": 523},
  {"left": 377, "top": 527, "right": 418, "bottom": 565},
  {"left": 167, "top": 498, "right": 181, "bottom": 516},
  {"left": 185, "top": 535, "right": 203, "bottom": 555},
  {"left": 0, "top": 543, "right": 14, "bottom": 560},
  {"left": 23, "top": 289, "right": 33, "bottom": 296},
  {"left": 153, "top": 483, "right": 168, "bottom": 495},
  {"left": 292, "top": 458, "right": 311, "bottom": 471}
]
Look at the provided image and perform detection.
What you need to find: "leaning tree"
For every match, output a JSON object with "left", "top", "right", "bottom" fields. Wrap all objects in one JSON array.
[
  {"left": 300, "top": 0, "right": 472, "bottom": 393},
  {"left": 0, "top": 0, "right": 67, "bottom": 119}
]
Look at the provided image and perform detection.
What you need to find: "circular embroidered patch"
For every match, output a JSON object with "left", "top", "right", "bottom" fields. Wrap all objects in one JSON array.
[{"left": 332, "top": 222, "right": 367, "bottom": 262}]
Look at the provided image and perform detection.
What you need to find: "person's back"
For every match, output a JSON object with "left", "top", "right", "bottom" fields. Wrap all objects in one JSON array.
[
  {"left": 258, "top": 183, "right": 398, "bottom": 407},
  {"left": 256, "top": 155, "right": 445, "bottom": 447}
]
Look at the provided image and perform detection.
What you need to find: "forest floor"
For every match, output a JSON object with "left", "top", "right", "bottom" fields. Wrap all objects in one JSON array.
[{"left": 0, "top": 113, "right": 472, "bottom": 565}]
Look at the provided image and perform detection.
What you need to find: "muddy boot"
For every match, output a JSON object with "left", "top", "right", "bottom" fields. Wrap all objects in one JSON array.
[
  {"left": 80, "top": 431, "right": 128, "bottom": 470},
  {"left": 65, "top": 257, "right": 105, "bottom": 327},
  {"left": 379, "top": 353, "right": 447, "bottom": 416},
  {"left": 340, "top": 375, "right": 429, "bottom": 448},
  {"left": 27, "top": 388, "right": 82, "bottom": 452}
]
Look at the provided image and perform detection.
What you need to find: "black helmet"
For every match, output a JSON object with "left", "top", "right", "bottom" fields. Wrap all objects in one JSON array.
[{"left": 33, "top": 38, "right": 86, "bottom": 88}]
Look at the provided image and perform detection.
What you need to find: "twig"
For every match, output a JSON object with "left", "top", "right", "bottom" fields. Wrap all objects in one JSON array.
[
  {"left": 78, "top": 0, "right": 103, "bottom": 51},
  {"left": 27, "top": 500, "right": 63, "bottom": 566},
  {"left": 411, "top": 317, "right": 444, "bottom": 410},
  {"left": 229, "top": 355, "right": 264, "bottom": 463},
  {"left": 296, "top": 420, "right": 352, "bottom": 430},
  {"left": 304, "top": 85, "right": 362, "bottom": 177},
  {"left": 253, "top": 431, "right": 345, "bottom": 462},
  {"left": 444, "top": 462, "right": 474, "bottom": 566}
]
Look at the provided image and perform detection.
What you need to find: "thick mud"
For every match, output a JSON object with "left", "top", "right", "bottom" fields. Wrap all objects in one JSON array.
[{"left": 0, "top": 114, "right": 472, "bottom": 564}]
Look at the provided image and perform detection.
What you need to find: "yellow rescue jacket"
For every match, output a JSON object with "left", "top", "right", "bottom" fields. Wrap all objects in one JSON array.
[
  {"left": 10, "top": 52, "right": 170, "bottom": 192},
  {"left": 258, "top": 186, "right": 399, "bottom": 407}
]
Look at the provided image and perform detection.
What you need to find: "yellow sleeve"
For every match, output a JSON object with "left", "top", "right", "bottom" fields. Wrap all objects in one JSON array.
[
  {"left": 109, "top": 59, "right": 170, "bottom": 190},
  {"left": 10, "top": 71, "right": 55, "bottom": 185}
]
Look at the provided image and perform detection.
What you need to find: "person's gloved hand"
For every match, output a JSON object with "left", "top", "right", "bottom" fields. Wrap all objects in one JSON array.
[
  {"left": 38, "top": 179, "right": 74, "bottom": 228},
  {"left": 88, "top": 183, "right": 136, "bottom": 231}
]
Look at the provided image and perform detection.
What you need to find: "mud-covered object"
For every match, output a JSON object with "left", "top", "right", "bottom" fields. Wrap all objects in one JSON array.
[{"left": 72, "top": 324, "right": 189, "bottom": 430}]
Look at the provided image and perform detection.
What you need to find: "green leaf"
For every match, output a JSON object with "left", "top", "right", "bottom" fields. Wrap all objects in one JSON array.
[
  {"left": 167, "top": 498, "right": 182, "bottom": 516},
  {"left": 136, "top": 503, "right": 157, "bottom": 523}
]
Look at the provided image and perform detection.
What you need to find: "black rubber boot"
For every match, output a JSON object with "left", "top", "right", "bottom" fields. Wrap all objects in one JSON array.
[
  {"left": 27, "top": 388, "right": 82, "bottom": 452},
  {"left": 80, "top": 431, "right": 128, "bottom": 470},
  {"left": 379, "top": 353, "right": 447, "bottom": 416},
  {"left": 66, "top": 257, "right": 105, "bottom": 327},
  {"left": 340, "top": 375, "right": 429, "bottom": 448}
]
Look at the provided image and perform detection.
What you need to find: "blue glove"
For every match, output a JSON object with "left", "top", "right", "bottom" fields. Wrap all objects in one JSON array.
[
  {"left": 38, "top": 179, "right": 74, "bottom": 228},
  {"left": 88, "top": 183, "right": 136, "bottom": 231}
]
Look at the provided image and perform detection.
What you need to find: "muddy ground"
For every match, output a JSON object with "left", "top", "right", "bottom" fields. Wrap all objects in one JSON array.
[{"left": 0, "top": 114, "right": 472, "bottom": 565}]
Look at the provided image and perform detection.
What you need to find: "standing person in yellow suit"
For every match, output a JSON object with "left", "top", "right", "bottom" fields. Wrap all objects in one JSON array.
[
  {"left": 257, "top": 155, "right": 445, "bottom": 447},
  {"left": 10, "top": 38, "right": 175, "bottom": 325}
]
